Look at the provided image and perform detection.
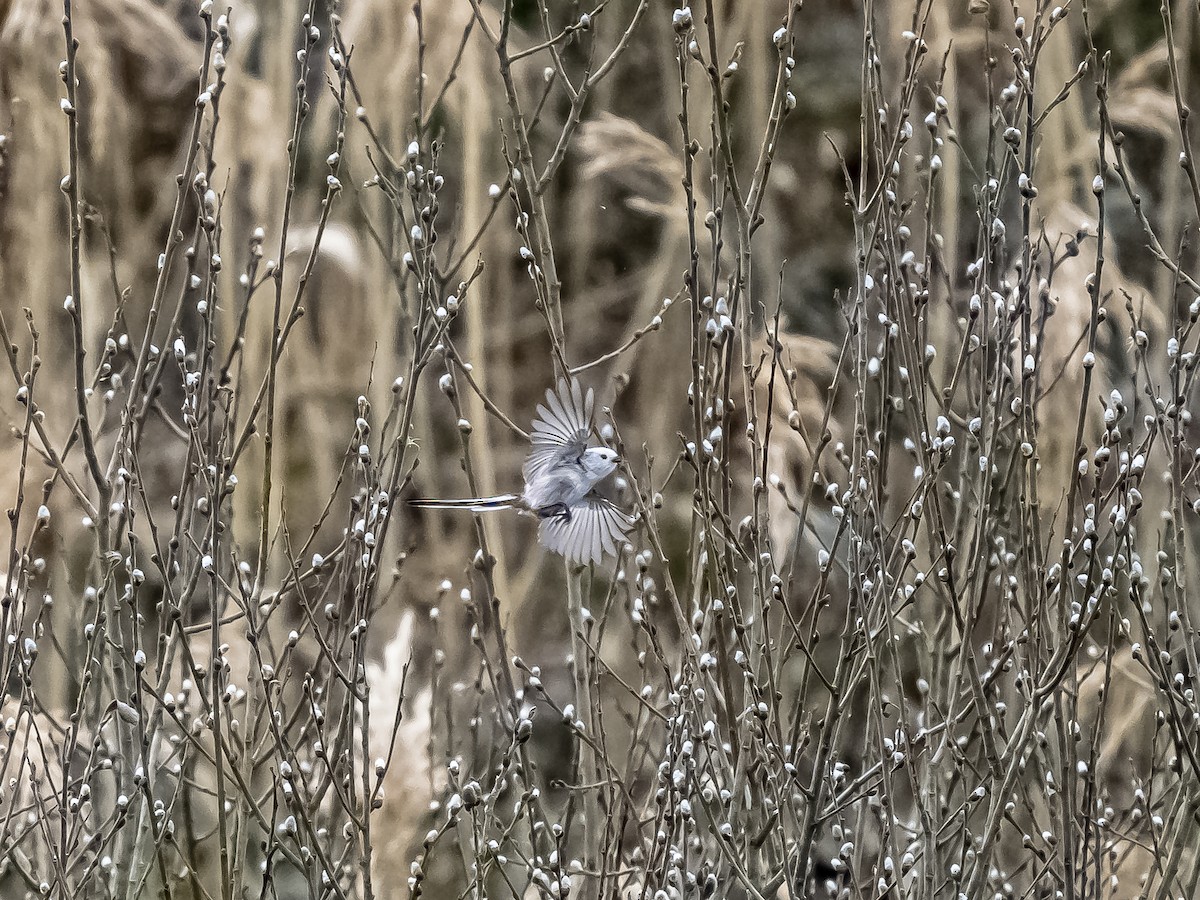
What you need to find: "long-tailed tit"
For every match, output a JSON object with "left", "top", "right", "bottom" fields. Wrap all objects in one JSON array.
[{"left": 410, "top": 378, "right": 632, "bottom": 565}]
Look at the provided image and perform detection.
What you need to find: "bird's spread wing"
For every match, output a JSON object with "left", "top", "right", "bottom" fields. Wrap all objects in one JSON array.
[
  {"left": 523, "top": 378, "right": 593, "bottom": 484},
  {"left": 538, "top": 494, "right": 632, "bottom": 566}
]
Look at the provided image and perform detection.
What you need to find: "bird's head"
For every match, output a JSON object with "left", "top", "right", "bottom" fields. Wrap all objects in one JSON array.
[{"left": 583, "top": 446, "right": 620, "bottom": 479}]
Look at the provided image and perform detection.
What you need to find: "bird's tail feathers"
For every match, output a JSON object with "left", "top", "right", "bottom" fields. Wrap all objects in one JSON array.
[{"left": 408, "top": 494, "right": 520, "bottom": 513}]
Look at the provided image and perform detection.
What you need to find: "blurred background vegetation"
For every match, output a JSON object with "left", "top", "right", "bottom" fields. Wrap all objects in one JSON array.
[{"left": 3, "top": 0, "right": 1200, "bottom": 897}]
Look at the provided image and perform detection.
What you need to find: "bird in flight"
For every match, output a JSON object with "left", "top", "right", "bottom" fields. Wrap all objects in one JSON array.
[{"left": 410, "top": 378, "right": 632, "bottom": 566}]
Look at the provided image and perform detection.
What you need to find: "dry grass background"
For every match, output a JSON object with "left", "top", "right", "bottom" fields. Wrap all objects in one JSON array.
[{"left": 1, "top": 0, "right": 1200, "bottom": 897}]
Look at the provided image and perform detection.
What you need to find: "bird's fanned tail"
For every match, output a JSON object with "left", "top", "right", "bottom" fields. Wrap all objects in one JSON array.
[{"left": 408, "top": 494, "right": 520, "bottom": 512}]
